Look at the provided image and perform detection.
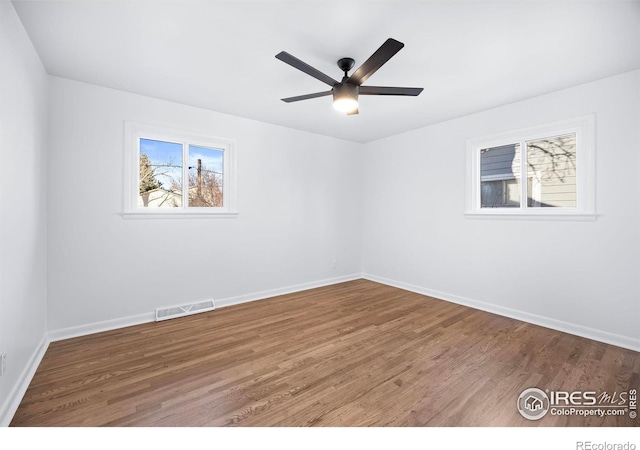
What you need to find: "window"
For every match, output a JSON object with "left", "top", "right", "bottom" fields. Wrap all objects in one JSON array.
[
  {"left": 466, "top": 115, "right": 595, "bottom": 220},
  {"left": 124, "top": 122, "right": 237, "bottom": 217}
]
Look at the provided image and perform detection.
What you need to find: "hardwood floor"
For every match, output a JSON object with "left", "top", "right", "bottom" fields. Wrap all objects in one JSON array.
[{"left": 10, "top": 280, "right": 639, "bottom": 426}]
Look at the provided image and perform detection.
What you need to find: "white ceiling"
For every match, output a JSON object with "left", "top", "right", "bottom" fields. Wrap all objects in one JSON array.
[{"left": 12, "top": 0, "right": 640, "bottom": 143}]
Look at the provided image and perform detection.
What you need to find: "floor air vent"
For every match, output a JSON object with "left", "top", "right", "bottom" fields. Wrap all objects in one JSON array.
[{"left": 155, "top": 299, "right": 216, "bottom": 322}]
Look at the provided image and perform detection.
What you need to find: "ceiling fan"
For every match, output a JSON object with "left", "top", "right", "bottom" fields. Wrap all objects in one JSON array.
[{"left": 276, "top": 38, "right": 423, "bottom": 115}]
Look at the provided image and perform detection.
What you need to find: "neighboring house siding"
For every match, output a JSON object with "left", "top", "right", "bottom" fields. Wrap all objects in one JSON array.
[
  {"left": 139, "top": 188, "right": 182, "bottom": 208},
  {"left": 481, "top": 144, "right": 519, "bottom": 179},
  {"left": 480, "top": 144, "right": 520, "bottom": 207},
  {"left": 527, "top": 135, "right": 577, "bottom": 207}
]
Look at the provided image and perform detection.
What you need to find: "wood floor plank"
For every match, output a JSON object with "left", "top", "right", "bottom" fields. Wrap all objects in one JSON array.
[{"left": 10, "top": 279, "right": 639, "bottom": 427}]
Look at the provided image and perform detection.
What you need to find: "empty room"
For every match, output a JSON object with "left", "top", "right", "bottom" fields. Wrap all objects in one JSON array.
[{"left": 1, "top": 0, "right": 639, "bottom": 444}]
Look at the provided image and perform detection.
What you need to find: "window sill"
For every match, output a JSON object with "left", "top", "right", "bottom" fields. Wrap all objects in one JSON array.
[
  {"left": 122, "top": 211, "right": 238, "bottom": 219},
  {"left": 464, "top": 211, "right": 597, "bottom": 221}
]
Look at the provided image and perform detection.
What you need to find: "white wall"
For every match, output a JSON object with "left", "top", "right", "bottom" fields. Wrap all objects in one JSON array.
[
  {"left": 362, "top": 70, "right": 640, "bottom": 348},
  {"left": 0, "top": 1, "right": 49, "bottom": 425},
  {"left": 47, "top": 77, "right": 363, "bottom": 332}
]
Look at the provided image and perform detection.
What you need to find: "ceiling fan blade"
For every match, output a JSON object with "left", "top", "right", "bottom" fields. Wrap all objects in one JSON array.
[
  {"left": 276, "top": 51, "right": 339, "bottom": 87},
  {"left": 359, "top": 86, "right": 423, "bottom": 96},
  {"left": 346, "top": 108, "right": 359, "bottom": 116},
  {"left": 281, "top": 91, "right": 332, "bottom": 103},
  {"left": 347, "top": 38, "right": 404, "bottom": 86}
]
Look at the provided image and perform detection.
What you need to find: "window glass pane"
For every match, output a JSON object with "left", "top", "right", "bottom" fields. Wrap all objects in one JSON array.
[
  {"left": 188, "top": 145, "right": 224, "bottom": 208},
  {"left": 138, "top": 138, "right": 183, "bottom": 208},
  {"left": 480, "top": 144, "right": 521, "bottom": 208},
  {"left": 526, "top": 134, "right": 576, "bottom": 208}
]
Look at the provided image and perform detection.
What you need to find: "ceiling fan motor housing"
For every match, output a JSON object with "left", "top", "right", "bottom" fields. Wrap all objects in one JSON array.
[{"left": 333, "top": 82, "right": 359, "bottom": 101}]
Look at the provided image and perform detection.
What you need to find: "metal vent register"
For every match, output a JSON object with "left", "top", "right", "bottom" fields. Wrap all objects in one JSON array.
[{"left": 155, "top": 299, "right": 216, "bottom": 321}]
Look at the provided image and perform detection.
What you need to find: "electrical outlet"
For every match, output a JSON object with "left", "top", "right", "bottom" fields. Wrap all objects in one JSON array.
[
  {"left": 332, "top": 259, "right": 337, "bottom": 269},
  {"left": 0, "top": 352, "right": 6, "bottom": 377}
]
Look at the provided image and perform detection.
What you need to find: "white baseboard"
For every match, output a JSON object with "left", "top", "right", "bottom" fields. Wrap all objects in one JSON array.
[
  {"left": 215, "top": 273, "right": 363, "bottom": 309},
  {"left": 363, "top": 273, "right": 640, "bottom": 352},
  {"left": 0, "top": 334, "right": 49, "bottom": 427},
  {"left": 48, "top": 273, "right": 363, "bottom": 342},
  {"left": 48, "top": 312, "right": 155, "bottom": 343}
]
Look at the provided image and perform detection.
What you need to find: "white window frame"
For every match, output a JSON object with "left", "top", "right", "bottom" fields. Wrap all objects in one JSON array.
[
  {"left": 465, "top": 114, "right": 596, "bottom": 221},
  {"left": 123, "top": 121, "right": 238, "bottom": 218}
]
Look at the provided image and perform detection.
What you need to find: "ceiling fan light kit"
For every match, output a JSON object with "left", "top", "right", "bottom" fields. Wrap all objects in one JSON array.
[
  {"left": 276, "top": 38, "right": 423, "bottom": 116},
  {"left": 332, "top": 83, "right": 359, "bottom": 113}
]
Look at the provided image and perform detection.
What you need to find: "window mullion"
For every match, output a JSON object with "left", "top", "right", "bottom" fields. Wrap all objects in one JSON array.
[
  {"left": 182, "top": 143, "right": 189, "bottom": 208},
  {"left": 134, "top": 136, "right": 141, "bottom": 211},
  {"left": 520, "top": 140, "right": 527, "bottom": 209},
  {"left": 476, "top": 147, "right": 482, "bottom": 209}
]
